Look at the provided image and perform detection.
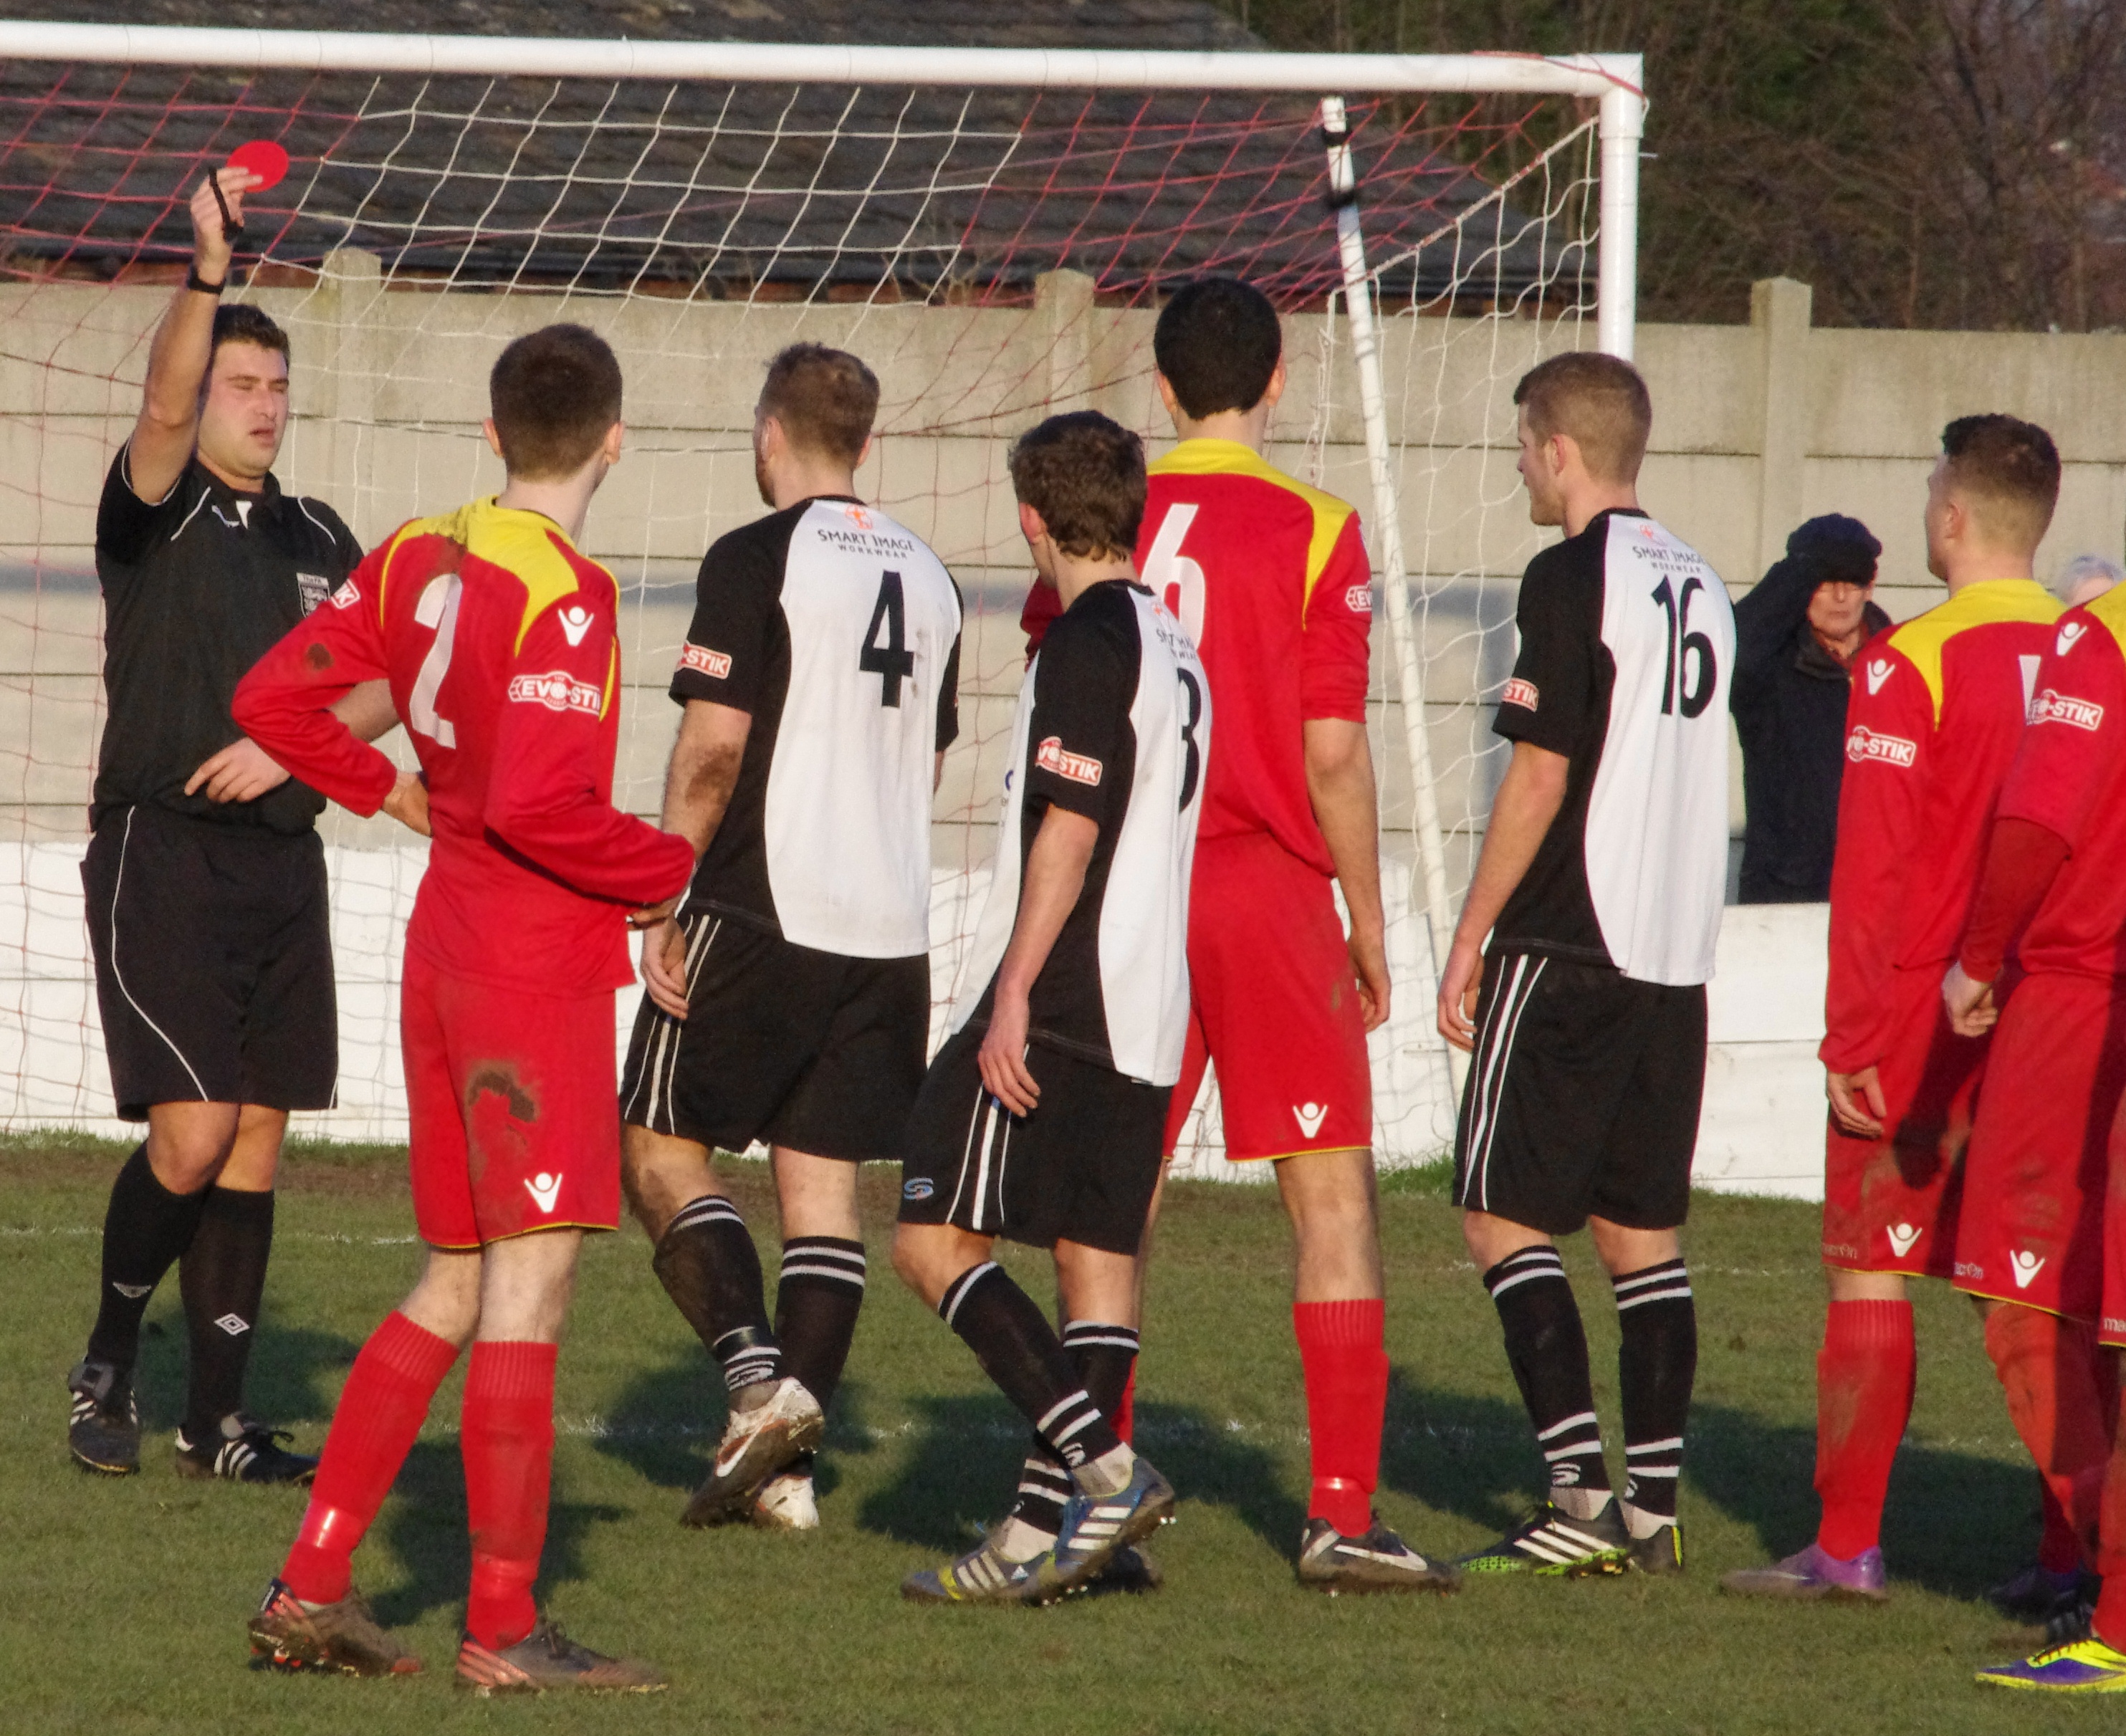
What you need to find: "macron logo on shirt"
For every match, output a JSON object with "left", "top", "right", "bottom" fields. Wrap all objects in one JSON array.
[
  {"left": 507, "top": 671, "right": 603, "bottom": 718},
  {"left": 1846, "top": 725, "right": 1917, "bottom": 768},
  {"left": 679, "top": 643, "right": 732, "bottom": 680},
  {"left": 1864, "top": 658, "right": 1894, "bottom": 695},
  {"left": 1502, "top": 677, "right": 1539, "bottom": 712},
  {"left": 1035, "top": 737, "right": 1103, "bottom": 787}
]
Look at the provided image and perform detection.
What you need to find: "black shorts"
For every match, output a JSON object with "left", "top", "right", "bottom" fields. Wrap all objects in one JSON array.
[
  {"left": 1451, "top": 950, "right": 1706, "bottom": 1236},
  {"left": 619, "top": 909, "right": 928, "bottom": 1163},
  {"left": 896, "top": 1025, "right": 1170, "bottom": 1256},
  {"left": 80, "top": 804, "right": 336, "bottom": 1121}
]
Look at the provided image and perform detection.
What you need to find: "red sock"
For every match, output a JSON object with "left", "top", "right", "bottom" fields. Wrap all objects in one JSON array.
[
  {"left": 1294, "top": 1299, "right": 1387, "bottom": 1537},
  {"left": 281, "top": 1312, "right": 458, "bottom": 1605},
  {"left": 2039, "top": 1476, "right": 2082, "bottom": 1575},
  {"left": 2094, "top": 1375, "right": 2126, "bottom": 1649},
  {"left": 1114, "top": 1364, "right": 1136, "bottom": 1445},
  {"left": 1986, "top": 1304, "right": 2110, "bottom": 1570},
  {"left": 1814, "top": 1298, "right": 1915, "bottom": 1560},
  {"left": 461, "top": 1341, "right": 558, "bottom": 1651}
]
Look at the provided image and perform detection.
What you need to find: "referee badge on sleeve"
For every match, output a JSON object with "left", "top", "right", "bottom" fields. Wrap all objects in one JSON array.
[{"left": 296, "top": 572, "right": 330, "bottom": 615}]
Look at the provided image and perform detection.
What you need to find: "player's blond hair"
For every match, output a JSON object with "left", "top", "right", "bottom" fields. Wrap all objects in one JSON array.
[{"left": 1513, "top": 351, "right": 1652, "bottom": 485}]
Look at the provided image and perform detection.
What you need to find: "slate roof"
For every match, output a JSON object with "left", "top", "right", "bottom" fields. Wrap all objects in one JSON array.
[{"left": 0, "top": 1, "right": 1589, "bottom": 305}]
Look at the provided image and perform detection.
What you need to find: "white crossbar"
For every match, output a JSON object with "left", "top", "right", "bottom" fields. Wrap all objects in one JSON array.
[{"left": 0, "top": 23, "right": 1639, "bottom": 100}]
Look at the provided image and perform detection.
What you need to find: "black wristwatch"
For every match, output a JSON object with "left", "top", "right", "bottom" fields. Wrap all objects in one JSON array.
[{"left": 186, "top": 265, "right": 226, "bottom": 295}]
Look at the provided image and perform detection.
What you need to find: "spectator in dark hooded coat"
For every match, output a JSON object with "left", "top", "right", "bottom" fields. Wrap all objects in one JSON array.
[{"left": 1732, "top": 513, "right": 1890, "bottom": 903}]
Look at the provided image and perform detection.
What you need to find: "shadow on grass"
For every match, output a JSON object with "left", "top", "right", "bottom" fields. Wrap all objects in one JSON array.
[
  {"left": 855, "top": 1392, "right": 1297, "bottom": 1555},
  {"left": 130, "top": 1318, "right": 363, "bottom": 1433},
  {"left": 1376, "top": 1364, "right": 2039, "bottom": 1601},
  {"left": 368, "top": 1438, "right": 625, "bottom": 1627}
]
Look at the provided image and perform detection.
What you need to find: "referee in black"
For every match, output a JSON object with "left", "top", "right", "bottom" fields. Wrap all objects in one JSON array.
[{"left": 65, "top": 164, "right": 398, "bottom": 1482}]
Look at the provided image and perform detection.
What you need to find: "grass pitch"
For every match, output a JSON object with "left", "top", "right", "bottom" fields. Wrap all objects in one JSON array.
[{"left": 0, "top": 1138, "right": 2092, "bottom": 1734}]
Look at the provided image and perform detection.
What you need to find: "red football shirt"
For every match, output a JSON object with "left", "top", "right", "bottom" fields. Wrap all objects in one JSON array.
[
  {"left": 1133, "top": 438, "right": 1371, "bottom": 876},
  {"left": 233, "top": 497, "right": 694, "bottom": 996},
  {"left": 1822, "top": 577, "right": 2059, "bottom": 1071},
  {"left": 1984, "top": 593, "right": 2126, "bottom": 981}
]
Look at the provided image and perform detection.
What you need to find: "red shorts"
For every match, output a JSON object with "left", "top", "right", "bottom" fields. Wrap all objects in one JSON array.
[
  {"left": 401, "top": 948, "right": 622, "bottom": 1250},
  {"left": 1162, "top": 830, "right": 1372, "bottom": 1162},
  {"left": 1955, "top": 972, "right": 2126, "bottom": 1320},
  {"left": 2102, "top": 1093, "right": 2126, "bottom": 1346},
  {"left": 1822, "top": 964, "right": 1989, "bottom": 1277}
]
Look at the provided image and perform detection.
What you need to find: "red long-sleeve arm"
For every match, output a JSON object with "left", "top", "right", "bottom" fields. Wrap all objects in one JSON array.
[
  {"left": 1821, "top": 649, "right": 1931, "bottom": 1073},
  {"left": 484, "top": 600, "right": 694, "bottom": 908},
  {"left": 231, "top": 569, "right": 399, "bottom": 816},
  {"left": 1957, "top": 817, "right": 2071, "bottom": 982}
]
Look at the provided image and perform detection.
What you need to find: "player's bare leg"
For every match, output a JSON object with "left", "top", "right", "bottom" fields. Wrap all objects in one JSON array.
[
  {"left": 756, "top": 1147, "right": 867, "bottom": 1528},
  {"left": 623, "top": 1124, "right": 823, "bottom": 1523}
]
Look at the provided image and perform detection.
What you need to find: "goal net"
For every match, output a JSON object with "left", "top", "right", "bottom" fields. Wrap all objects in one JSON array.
[{"left": 0, "top": 28, "right": 1638, "bottom": 1174}]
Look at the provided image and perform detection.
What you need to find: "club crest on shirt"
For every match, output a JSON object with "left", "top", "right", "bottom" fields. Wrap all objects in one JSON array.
[
  {"left": 1502, "top": 677, "right": 1538, "bottom": 711},
  {"left": 679, "top": 643, "right": 732, "bottom": 680},
  {"left": 1035, "top": 736, "right": 1102, "bottom": 787},
  {"left": 507, "top": 670, "right": 603, "bottom": 718},
  {"left": 1846, "top": 725, "right": 1917, "bottom": 768},
  {"left": 1864, "top": 657, "right": 1894, "bottom": 695},
  {"left": 295, "top": 572, "right": 330, "bottom": 616},
  {"left": 2030, "top": 688, "right": 2104, "bottom": 731},
  {"left": 2059, "top": 620, "right": 2088, "bottom": 656}
]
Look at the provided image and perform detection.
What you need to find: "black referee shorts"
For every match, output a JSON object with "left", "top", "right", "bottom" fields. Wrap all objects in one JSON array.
[
  {"left": 80, "top": 804, "right": 337, "bottom": 1121},
  {"left": 620, "top": 909, "right": 929, "bottom": 1163},
  {"left": 896, "top": 1025, "right": 1169, "bottom": 1256},
  {"left": 1451, "top": 949, "right": 1706, "bottom": 1236}
]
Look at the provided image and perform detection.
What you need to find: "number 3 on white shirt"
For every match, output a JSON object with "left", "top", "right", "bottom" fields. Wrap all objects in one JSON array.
[{"left": 409, "top": 572, "right": 462, "bottom": 748}]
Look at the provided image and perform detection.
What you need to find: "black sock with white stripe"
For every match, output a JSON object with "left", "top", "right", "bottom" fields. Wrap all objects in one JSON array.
[
  {"left": 179, "top": 1186, "right": 274, "bottom": 1440},
  {"left": 939, "top": 1264, "right": 1124, "bottom": 1475},
  {"left": 1483, "top": 1246, "right": 1611, "bottom": 1514},
  {"left": 86, "top": 1145, "right": 209, "bottom": 1373},
  {"left": 652, "top": 1194, "right": 782, "bottom": 1395},
  {"left": 1613, "top": 1257, "right": 1695, "bottom": 1532},
  {"left": 775, "top": 1236, "right": 866, "bottom": 1448},
  {"left": 1008, "top": 1321, "right": 1141, "bottom": 1540}
]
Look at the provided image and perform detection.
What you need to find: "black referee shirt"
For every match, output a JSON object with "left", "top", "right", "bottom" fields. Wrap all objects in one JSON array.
[{"left": 92, "top": 447, "right": 361, "bottom": 836}]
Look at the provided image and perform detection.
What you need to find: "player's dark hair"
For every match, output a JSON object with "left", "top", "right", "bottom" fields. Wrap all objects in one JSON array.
[
  {"left": 1940, "top": 413, "right": 2060, "bottom": 552},
  {"left": 1153, "top": 277, "right": 1283, "bottom": 419},
  {"left": 759, "top": 343, "right": 879, "bottom": 466},
  {"left": 1009, "top": 411, "right": 1146, "bottom": 561},
  {"left": 208, "top": 302, "right": 289, "bottom": 368},
  {"left": 488, "top": 322, "right": 624, "bottom": 481},
  {"left": 1513, "top": 351, "right": 1652, "bottom": 485}
]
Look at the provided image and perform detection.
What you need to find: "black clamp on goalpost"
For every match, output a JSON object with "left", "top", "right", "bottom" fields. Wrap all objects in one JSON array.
[{"left": 1318, "top": 94, "right": 1359, "bottom": 213}]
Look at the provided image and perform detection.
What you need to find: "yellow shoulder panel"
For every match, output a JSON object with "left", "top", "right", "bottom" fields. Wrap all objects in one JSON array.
[
  {"left": 1148, "top": 437, "right": 1357, "bottom": 600},
  {"left": 458, "top": 497, "right": 607, "bottom": 653},
  {"left": 374, "top": 510, "right": 462, "bottom": 618},
  {"left": 2084, "top": 582, "right": 2126, "bottom": 652},
  {"left": 1886, "top": 577, "right": 2059, "bottom": 722}
]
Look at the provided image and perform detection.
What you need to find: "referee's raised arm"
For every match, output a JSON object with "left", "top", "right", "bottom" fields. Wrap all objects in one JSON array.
[{"left": 126, "top": 165, "right": 262, "bottom": 507}]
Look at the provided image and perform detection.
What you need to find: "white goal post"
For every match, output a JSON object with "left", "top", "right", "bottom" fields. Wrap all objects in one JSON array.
[{"left": 0, "top": 24, "right": 1643, "bottom": 1167}]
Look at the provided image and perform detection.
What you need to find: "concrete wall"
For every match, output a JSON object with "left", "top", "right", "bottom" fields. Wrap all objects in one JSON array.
[{"left": 3, "top": 264, "right": 2116, "bottom": 1179}]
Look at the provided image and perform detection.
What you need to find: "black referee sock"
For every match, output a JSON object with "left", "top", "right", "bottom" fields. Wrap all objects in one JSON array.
[
  {"left": 1010, "top": 1321, "right": 1141, "bottom": 1539},
  {"left": 652, "top": 1195, "right": 783, "bottom": 1394},
  {"left": 775, "top": 1234, "right": 867, "bottom": 1440},
  {"left": 85, "top": 1145, "right": 209, "bottom": 1373},
  {"left": 939, "top": 1264, "right": 1124, "bottom": 1474},
  {"left": 179, "top": 1186, "right": 274, "bottom": 1439},
  {"left": 1483, "top": 1246, "right": 1612, "bottom": 1510},
  {"left": 1613, "top": 1258, "right": 1696, "bottom": 1530}
]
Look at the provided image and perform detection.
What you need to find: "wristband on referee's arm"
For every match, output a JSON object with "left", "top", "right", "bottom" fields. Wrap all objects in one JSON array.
[{"left": 185, "top": 264, "right": 226, "bottom": 295}]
